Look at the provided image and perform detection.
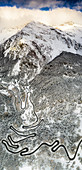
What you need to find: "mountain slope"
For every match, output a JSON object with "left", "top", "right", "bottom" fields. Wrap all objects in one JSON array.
[
  {"left": 29, "top": 51, "right": 82, "bottom": 169},
  {"left": 0, "top": 51, "right": 82, "bottom": 170},
  {"left": 54, "top": 22, "right": 82, "bottom": 44}
]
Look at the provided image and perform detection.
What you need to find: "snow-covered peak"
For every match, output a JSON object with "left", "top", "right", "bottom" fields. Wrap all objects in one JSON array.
[{"left": 0, "top": 21, "right": 82, "bottom": 82}]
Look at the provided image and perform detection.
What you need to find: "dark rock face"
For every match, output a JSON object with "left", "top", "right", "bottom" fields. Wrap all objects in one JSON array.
[
  {"left": 30, "top": 52, "right": 82, "bottom": 143},
  {"left": 30, "top": 52, "right": 82, "bottom": 110},
  {"left": 0, "top": 51, "right": 82, "bottom": 170}
]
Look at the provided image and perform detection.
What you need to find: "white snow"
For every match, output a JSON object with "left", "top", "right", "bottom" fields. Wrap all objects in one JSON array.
[
  {"left": 0, "top": 89, "right": 9, "bottom": 96},
  {"left": 8, "top": 83, "right": 15, "bottom": 90},
  {"left": 21, "top": 90, "right": 35, "bottom": 125},
  {"left": 63, "top": 64, "right": 73, "bottom": 69},
  {"left": 19, "top": 165, "right": 32, "bottom": 170},
  {"left": 4, "top": 103, "right": 8, "bottom": 112},
  {"left": 63, "top": 74, "right": 75, "bottom": 79},
  {"left": 20, "top": 39, "right": 25, "bottom": 44},
  {"left": 19, "top": 163, "right": 39, "bottom": 170},
  {"left": 11, "top": 60, "right": 21, "bottom": 76},
  {"left": 21, "top": 22, "right": 82, "bottom": 61},
  {"left": 73, "top": 103, "right": 82, "bottom": 114}
]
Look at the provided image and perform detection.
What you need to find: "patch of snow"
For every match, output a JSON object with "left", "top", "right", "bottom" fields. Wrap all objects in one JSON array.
[
  {"left": 21, "top": 101, "right": 26, "bottom": 109},
  {"left": 73, "top": 103, "right": 82, "bottom": 114},
  {"left": 64, "top": 64, "right": 73, "bottom": 69},
  {"left": 19, "top": 165, "right": 32, "bottom": 170},
  {"left": 21, "top": 91, "right": 35, "bottom": 125},
  {"left": 63, "top": 74, "right": 75, "bottom": 79},
  {"left": 20, "top": 39, "right": 25, "bottom": 44},
  {"left": 19, "top": 162, "right": 39, "bottom": 170},
  {"left": 0, "top": 89, "right": 9, "bottom": 96},
  {"left": 11, "top": 60, "right": 21, "bottom": 76},
  {"left": 4, "top": 103, "right": 8, "bottom": 112},
  {"left": 8, "top": 83, "right": 15, "bottom": 90}
]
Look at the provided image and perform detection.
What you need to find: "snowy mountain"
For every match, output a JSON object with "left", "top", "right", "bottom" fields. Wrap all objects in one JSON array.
[
  {"left": 0, "top": 22, "right": 82, "bottom": 83},
  {"left": 0, "top": 21, "right": 82, "bottom": 170}
]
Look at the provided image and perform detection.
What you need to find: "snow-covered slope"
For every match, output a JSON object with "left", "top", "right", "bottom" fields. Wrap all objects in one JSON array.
[
  {"left": 54, "top": 22, "right": 82, "bottom": 44},
  {"left": 0, "top": 22, "right": 82, "bottom": 82}
]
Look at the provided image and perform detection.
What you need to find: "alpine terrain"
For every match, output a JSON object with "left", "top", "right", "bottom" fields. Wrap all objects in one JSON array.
[{"left": 0, "top": 22, "right": 82, "bottom": 170}]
